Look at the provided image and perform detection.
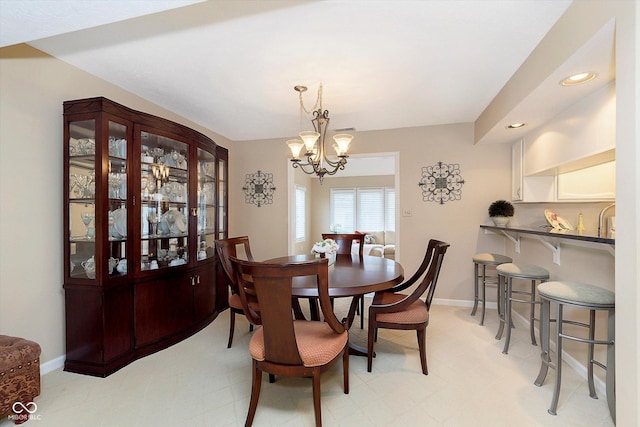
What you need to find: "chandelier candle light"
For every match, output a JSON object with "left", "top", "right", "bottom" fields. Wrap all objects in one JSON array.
[{"left": 286, "top": 84, "right": 353, "bottom": 183}]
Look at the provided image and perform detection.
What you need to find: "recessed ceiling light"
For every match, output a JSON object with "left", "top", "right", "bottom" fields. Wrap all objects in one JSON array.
[
  {"left": 506, "top": 123, "right": 526, "bottom": 129},
  {"left": 560, "top": 72, "right": 598, "bottom": 86}
]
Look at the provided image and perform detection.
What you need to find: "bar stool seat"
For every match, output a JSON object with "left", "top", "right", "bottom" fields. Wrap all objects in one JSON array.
[
  {"left": 471, "top": 253, "right": 512, "bottom": 325},
  {"left": 534, "top": 281, "right": 615, "bottom": 423},
  {"left": 495, "top": 263, "right": 549, "bottom": 354}
]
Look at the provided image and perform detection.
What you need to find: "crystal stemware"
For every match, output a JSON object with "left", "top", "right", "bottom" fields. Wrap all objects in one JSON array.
[
  {"left": 147, "top": 211, "right": 159, "bottom": 237},
  {"left": 109, "top": 172, "right": 122, "bottom": 199},
  {"left": 81, "top": 211, "right": 95, "bottom": 239}
]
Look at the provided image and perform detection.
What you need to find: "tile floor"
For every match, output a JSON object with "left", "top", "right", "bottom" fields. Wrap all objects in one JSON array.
[{"left": 3, "top": 301, "right": 615, "bottom": 426}]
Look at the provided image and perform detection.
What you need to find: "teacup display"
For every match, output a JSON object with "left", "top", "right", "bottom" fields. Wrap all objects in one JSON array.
[
  {"left": 81, "top": 256, "right": 96, "bottom": 279},
  {"left": 108, "top": 257, "right": 118, "bottom": 274},
  {"left": 116, "top": 259, "right": 127, "bottom": 274}
]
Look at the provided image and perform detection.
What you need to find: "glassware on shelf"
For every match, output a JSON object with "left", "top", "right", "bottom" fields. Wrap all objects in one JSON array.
[
  {"left": 147, "top": 210, "right": 159, "bottom": 237},
  {"left": 81, "top": 211, "right": 95, "bottom": 240},
  {"left": 109, "top": 172, "right": 122, "bottom": 199}
]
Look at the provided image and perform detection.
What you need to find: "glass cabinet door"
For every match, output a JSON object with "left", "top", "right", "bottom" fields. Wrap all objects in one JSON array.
[
  {"left": 217, "top": 148, "right": 228, "bottom": 240},
  {"left": 107, "top": 121, "right": 129, "bottom": 277},
  {"left": 68, "top": 120, "right": 97, "bottom": 280},
  {"left": 196, "top": 148, "right": 216, "bottom": 261},
  {"left": 140, "top": 131, "right": 189, "bottom": 271}
]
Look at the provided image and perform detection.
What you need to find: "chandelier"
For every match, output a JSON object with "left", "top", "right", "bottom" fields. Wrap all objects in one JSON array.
[{"left": 286, "top": 84, "right": 353, "bottom": 183}]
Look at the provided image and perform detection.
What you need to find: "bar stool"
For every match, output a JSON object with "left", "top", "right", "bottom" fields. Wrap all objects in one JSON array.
[
  {"left": 470, "top": 253, "right": 512, "bottom": 325},
  {"left": 534, "top": 281, "right": 615, "bottom": 422},
  {"left": 495, "top": 263, "right": 549, "bottom": 354}
]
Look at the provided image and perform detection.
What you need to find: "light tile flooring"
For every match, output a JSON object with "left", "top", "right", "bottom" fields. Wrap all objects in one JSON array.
[{"left": 4, "top": 301, "right": 615, "bottom": 427}]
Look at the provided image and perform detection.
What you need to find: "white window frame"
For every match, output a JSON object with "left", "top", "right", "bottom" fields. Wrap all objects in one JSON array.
[{"left": 295, "top": 185, "right": 306, "bottom": 242}]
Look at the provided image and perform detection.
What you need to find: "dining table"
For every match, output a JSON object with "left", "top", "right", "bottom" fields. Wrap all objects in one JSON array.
[{"left": 265, "top": 253, "right": 404, "bottom": 355}]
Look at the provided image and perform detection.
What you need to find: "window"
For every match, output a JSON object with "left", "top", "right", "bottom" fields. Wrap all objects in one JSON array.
[
  {"left": 330, "top": 189, "right": 356, "bottom": 232},
  {"left": 385, "top": 188, "right": 396, "bottom": 231},
  {"left": 330, "top": 187, "right": 395, "bottom": 232},
  {"left": 295, "top": 185, "right": 306, "bottom": 242}
]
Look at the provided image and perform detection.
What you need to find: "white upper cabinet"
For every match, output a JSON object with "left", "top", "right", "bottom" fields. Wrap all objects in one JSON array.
[
  {"left": 512, "top": 139, "right": 555, "bottom": 203},
  {"left": 510, "top": 81, "right": 616, "bottom": 203},
  {"left": 524, "top": 82, "right": 615, "bottom": 177}
]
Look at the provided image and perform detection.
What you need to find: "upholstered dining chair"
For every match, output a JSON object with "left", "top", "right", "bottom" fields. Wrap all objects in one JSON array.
[
  {"left": 215, "top": 236, "right": 258, "bottom": 348},
  {"left": 367, "top": 239, "right": 450, "bottom": 375},
  {"left": 321, "top": 233, "right": 366, "bottom": 328},
  {"left": 230, "top": 256, "right": 349, "bottom": 427}
]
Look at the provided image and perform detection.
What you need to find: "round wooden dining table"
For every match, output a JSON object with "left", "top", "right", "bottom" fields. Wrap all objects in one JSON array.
[
  {"left": 265, "top": 253, "right": 404, "bottom": 356},
  {"left": 265, "top": 253, "right": 404, "bottom": 298}
]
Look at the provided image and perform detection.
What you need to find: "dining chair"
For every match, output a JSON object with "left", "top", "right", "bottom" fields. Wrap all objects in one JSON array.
[
  {"left": 230, "top": 256, "right": 349, "bottom": 427},
  {"left": 321, "top": 233, "right": 366, "bottom": 328},
  {"left": 214, "top": 236, "right": 259, "bottom": 348},
  {"left": 367, "top": 239, "right": 450, "bottom": 374},
  {"left": 321, "top": 233, "right": 365, "bottom": 257}
]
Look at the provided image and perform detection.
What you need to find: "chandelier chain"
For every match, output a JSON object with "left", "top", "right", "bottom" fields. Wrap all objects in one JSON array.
[{"left": 298, "top": 83, "right": 322, "bottom": 114}]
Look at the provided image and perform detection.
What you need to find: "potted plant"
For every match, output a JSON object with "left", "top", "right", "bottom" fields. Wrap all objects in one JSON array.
[{"left": 488, "top": 200, "right": 514, "bottom": 227}]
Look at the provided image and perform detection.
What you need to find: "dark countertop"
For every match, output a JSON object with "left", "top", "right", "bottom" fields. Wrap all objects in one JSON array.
[{"left": 480, "top": 224, "right": 615, "bottom": 245}]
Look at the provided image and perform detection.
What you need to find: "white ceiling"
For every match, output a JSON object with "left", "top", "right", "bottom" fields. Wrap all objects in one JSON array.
[{"left": 1, "top": 0, "right": 591, "bottom": 144}]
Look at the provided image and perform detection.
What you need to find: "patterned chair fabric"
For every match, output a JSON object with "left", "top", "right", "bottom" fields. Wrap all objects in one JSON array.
[{"left": 0, "top": 335, "right": 41, "bottom": 423}]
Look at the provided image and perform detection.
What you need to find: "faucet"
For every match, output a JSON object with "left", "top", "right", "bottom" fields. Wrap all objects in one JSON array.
[{"left": 598, "top": 203, "right": 615, "bottom": 237}]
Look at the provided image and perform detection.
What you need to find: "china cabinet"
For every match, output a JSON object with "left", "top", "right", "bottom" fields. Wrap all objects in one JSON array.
[{"left": 63, "top": 97, "right": 229, "bottom": 376}]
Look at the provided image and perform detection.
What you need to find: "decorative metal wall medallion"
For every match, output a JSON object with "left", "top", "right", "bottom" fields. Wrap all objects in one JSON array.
[
  {"left": 243, "top": 170, "right": 276, "bottom": 207},
  {"left": 418, "top": 161, "right": 465, "bottom": 204}
]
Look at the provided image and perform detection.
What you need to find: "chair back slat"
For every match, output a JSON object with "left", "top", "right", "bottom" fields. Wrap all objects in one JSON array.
[
  {"left": 374, "top": 239, "right": 449, "bottom": 312},
  {"left": 230, "top": 257, "right": 344, "bottom": 366},
  {"left": 215, "top": 237, "right": 260, "bottom": 324},
  {"left": 423, "top": 241, "right": 449, "bottom": 309},
  {"left": 322, "top": 233, "right": 365, "bottom": 256},
  {"left": 215, "top": 236, "right": 254, "bottom": 292}
]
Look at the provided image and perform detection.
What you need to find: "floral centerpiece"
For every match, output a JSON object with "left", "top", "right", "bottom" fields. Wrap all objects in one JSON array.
[{"left": 311, "top": 238, "right": 339, "bottom": 258}]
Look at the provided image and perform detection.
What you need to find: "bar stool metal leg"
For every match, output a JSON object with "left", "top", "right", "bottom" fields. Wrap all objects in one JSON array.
[
  {"left": 502, "top": 276, "right": 514, "bottom": 354},
  {"left": 587, "top": 309, "right": 597, "bottom": 399},
  {"left": 495, "top": 274, "right": 505, "bottom": 340},
  {"left": 529, "top": 279, "right": 538, "bottom": 346},
  {"left": 534, "top": 297, "right": 552, "bottom": 386},
  {"left": 471, "top": 262, "right": 480, "bottom": 316},
  {"left": 549, "top": 302, "right": 564, "bottom": 415},
  {"left": 606, "top": 308, "right": 616, "bottom": 424}
]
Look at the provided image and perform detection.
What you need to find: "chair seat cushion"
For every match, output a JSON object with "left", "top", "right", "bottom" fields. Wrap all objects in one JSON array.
[
  {"left": 472, "top": 253, "right": 512, "bottom": 265},
  {"left": 228, "top": 293, "right": 243, "bottom": 309},
  {"left": 373, "top": 292, "right": 429, "bottom": 324},
  {"left": 496, "top": 263, "right": 549, "bottom": 279},
  {"left": 538, "top": 281, "right": 615, "bottom": 307},
  {"left": 249, "top": 321, "right": 347, "bottom": 367}
]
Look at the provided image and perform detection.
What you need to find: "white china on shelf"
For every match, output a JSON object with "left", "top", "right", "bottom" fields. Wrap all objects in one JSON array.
[
  {"left": 81, "top": 256, "right": 96, "bottom": 279},
  {"left": 116, "top": 259, "right": 127, "bottom": 274},
  {"left": 108, "top": 257, "right": 118, "bottom": 274}
]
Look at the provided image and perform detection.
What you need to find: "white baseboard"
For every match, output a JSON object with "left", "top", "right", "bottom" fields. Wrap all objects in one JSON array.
[
  {"left": 40, "top": 355, "right": 64, "bottom": 375},
  {"left": 433, "top": 298, "right": 497, "bottom": 309}
]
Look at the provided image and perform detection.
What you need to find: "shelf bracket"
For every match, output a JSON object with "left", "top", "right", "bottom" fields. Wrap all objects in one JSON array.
[
  {"left": 605, "top": 245, "right": 615, "bottom": 257},
  {"left": 499, "top": 230, "right": 520, "bottom": 253},
  {"left": 536, "top": 236, "right": 561, "bottom": 265}
]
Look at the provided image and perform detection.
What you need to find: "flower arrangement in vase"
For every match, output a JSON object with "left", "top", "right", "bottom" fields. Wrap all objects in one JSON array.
[
  {"left": 488, "top": 200, "right": 514, "bottom": 227},
  {"left": 311, "top": 239, "right": 339, "bottom": 258}
]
